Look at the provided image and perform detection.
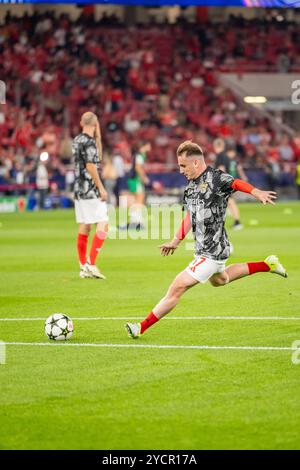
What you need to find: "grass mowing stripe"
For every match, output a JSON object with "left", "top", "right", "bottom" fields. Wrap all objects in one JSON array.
[{"left": 2, "top": 341, "right": 296, "bottom": 351}]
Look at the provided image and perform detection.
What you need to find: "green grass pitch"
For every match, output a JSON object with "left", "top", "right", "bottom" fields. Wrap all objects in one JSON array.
[{"left": 0, "top": 201, "right": 299, "bottom": 450}]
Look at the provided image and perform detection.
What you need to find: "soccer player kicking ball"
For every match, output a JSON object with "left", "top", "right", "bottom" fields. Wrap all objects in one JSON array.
[
  {"left": 125, "top": 141, "right": 287, "bottom": 338},
  {"left": 72, "top": 112, "right": 108, "bottom": 279}
]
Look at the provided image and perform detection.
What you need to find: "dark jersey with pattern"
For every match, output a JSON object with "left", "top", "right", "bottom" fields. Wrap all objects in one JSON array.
[
  {"left": 72, "top": 133, "right": 100, "bottom": 200},
  {"left": 183, "top": 166, "right": 235, "bottom": 260}
]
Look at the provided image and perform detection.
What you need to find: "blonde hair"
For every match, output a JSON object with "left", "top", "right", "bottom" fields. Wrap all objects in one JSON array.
[
  {"left": 177, "top": 141, "right": 204, "bottom": 158},
  {"left": 80, "top": 111, "right": 97, "bottom": 127}
]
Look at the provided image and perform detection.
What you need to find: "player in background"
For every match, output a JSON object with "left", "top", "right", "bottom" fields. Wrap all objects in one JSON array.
[
  {"left": 72, "top": 112, "right": 108, "bottom": 279},
  {"left": 214, "top": 139, "right": 247, "bottom": 230},
  {"left": 127, "top": 142, "right": 151, "bottom": 230},
  {"left": 125, "top": 141, "right": 287, "bottom": 338}
]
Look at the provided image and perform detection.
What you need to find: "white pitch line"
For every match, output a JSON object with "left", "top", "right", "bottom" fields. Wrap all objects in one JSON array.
[
  {"left": 2, "top": 342, "right": 295, "bottom": 351},
  {"left": 0, "top": 316, "right": 299, "bottom": 322}
]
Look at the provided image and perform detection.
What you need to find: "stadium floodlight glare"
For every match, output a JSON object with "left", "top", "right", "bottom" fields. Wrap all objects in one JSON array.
[
  {"left": 244, "top": 96, "right": 267, "bottom": 104},
  {"left": 40, "top": 152, "right": 49, "bottom": 162}
]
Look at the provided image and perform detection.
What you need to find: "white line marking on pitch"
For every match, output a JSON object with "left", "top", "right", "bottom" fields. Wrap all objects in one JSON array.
[
  {"left": 0, "top": 316, "right": 299, "bottom": 322},
  {"left": 2, "top": 342, "right": 295, "bottom": 351}
]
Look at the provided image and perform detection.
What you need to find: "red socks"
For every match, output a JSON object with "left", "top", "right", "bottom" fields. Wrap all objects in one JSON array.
[
  {"left": 247, "top": 261, "right": 270, "bottom": 275},
  {"left": 89, "top": 231, "right": 107, "bottom": 265},
  {"left": 77, "top": 234, "right": 88, "bottom": 265},
  {"left": 141, "top": 311, "right": 159, "bottom": 334},
  {"left": 77, "top": 230, "right": 107, "bottom": 266}
]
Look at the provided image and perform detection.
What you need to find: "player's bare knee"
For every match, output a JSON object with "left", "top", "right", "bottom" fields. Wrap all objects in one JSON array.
[
  {"left": 101, "top": 222, "right": 109, "bottom": 233},
  {"left": 79, "top": 224, "right": 91, "bottom": 235},
  {"left": 174, "top": 284, "right": 188, "bottom": 299},
  {"left": 167, "top": 285, "right": 182, "bottom": 301},
  {"left": 212, "top": 279, "right": 223, "bottom": 287},
  {"left": 96, "top": 222, "right": 109, "bottom": 233},
  {"left": 95, "top": 222, "right": 109, "bottom": 240},
  {"left": 210, "top": 275, "right": 229, "bottom": 287}
]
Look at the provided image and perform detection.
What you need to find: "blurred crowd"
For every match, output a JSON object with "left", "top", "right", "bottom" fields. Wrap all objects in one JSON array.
[{"left": 1, "top": 10, "right": 300, "bottom": 195}]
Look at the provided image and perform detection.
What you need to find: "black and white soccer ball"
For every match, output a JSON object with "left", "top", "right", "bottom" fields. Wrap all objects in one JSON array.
[{"left": 45, "top": 313, "right": 74, "bottom": 341}]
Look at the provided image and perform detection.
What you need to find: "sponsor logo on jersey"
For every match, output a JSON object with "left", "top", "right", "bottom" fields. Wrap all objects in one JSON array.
[{"left": 199, "top": 182, "right": 208, "bottom": 193}]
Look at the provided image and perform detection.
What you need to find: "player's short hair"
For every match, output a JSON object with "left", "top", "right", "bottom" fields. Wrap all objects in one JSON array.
[
  {"left": 80, "top": 111, "right": 97, "bottom": 127},
  {"left": 177, "top": 141, "right": 204, "bottom": 159}
]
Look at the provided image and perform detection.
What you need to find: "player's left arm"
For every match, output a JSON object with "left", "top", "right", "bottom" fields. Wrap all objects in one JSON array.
[{"left": 231, "top": 179, "right": 277, "bottom": 205}]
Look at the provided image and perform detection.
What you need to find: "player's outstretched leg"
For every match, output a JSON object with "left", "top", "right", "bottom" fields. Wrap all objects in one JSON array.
[
  {"left": 125, "top": 271, "right": 198, "bottom": 338},
  {"left": 210, "top": 254, "right": 287, "bottom": 287},
  {"left": 227, "top": 254, "right": 287, "bottom": 282}
]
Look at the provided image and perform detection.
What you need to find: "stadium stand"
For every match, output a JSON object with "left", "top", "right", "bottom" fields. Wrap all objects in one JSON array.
[{"left": 0, "top": 10, "right": 299, "bottom": 201}]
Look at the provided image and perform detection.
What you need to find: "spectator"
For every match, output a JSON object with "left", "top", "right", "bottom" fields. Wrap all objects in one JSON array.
[
  {"left": 36, "top": 153, "right": 49, "bottom": 209},
  {"left": 0, "top": 11, "right": 298, "bottom": 196}
]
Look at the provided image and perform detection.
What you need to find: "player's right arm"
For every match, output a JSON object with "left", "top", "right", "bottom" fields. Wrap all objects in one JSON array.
[
  {"left": 231, "top": 179, "right": 276, "bottom": 205},
  {"left": 159, "top": 212, "right": 192, "bottom": 256},
  {"left": 218, "top": 171, "right": 276, "bottom": 205},
  {"left": 86, "top": 163, "right": 108, "bottom": 201}
]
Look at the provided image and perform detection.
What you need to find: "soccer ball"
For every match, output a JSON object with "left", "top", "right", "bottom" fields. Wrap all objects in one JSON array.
[{"left": 45, "top": 313, "right": 74, "bottom": 341}]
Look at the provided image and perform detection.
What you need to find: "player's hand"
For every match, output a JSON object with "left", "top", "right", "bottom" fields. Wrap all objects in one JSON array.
[
  {"left": 100, "top": 190, "right": 108, "bottom": 202},
  {"left": 159, "top": 240, "right": 179, "bottom": 256},
  {"left": 251, "top": 188, "right": 277, "bottom": 205}
]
